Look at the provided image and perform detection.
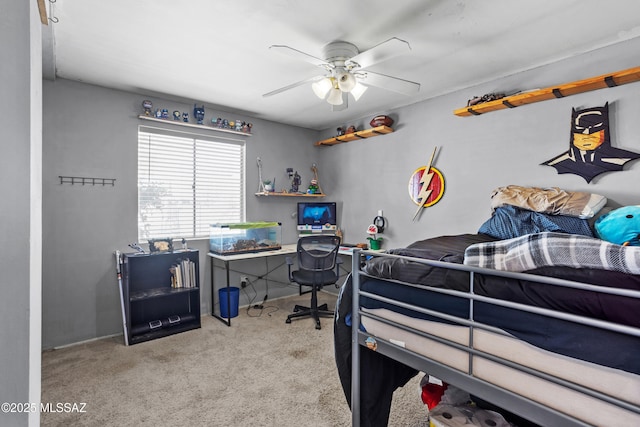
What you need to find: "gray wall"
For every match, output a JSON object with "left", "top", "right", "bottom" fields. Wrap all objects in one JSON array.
[
  {"left": 1, "top": 2, "right": 42, "bottom": 426},
  {"left": 42, "top": 80, "right": 318, "bottom": 348},
  {"left": 318, "top": 37, "right": 640, "bottom": 249},
  {"left": 43, "top": 38, "right": 640, "bottom": 349}
]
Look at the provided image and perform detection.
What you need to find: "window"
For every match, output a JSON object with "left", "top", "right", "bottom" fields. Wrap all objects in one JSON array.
[{"left": 138, "top": 126, "right": 245, "bottom": 240}]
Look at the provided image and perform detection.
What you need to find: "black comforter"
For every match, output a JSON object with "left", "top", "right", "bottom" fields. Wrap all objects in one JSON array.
[{"left": 334, "top": 233, "right": 640, "bottom": 427}]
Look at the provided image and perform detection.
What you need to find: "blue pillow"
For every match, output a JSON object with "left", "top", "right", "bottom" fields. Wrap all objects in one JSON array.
[
  {"left": 479, "top": 205, "right": 594, "bottom": 240},
  {"left": 594, "top": 205, "right": 640, "bottom": 246}
]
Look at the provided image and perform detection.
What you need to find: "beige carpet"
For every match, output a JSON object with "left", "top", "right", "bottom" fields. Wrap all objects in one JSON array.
[{"left": 41, "top": 293, "right": 428, "bottom": 426}]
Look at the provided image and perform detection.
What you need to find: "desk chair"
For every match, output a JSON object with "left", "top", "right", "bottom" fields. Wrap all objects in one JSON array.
[{"left": 285, "top": 235, "right": 341, "bottom": 330}]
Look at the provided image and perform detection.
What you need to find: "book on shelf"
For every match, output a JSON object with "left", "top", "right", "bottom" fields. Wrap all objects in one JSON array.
[{"left": 170, "top": 258, "right": 196, "bottom": 288}]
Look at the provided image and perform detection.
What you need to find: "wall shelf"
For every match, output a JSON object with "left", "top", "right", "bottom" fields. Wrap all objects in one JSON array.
[
  {"left": 454, "top": 65, "right": 640, "bottom": 117},
  {"left": 138, "top": 115, "right": 252, "bottom": 137},
  {"left": 255, "top": 192, "right": 325, "bottom": 197},
  {"left": 314, "top": 125, "right": 394, "bottom": 146}
]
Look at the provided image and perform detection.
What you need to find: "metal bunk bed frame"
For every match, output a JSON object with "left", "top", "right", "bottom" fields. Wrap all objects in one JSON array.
[{"left": 349, "top": 249, "right": 640, "bottom": 427}]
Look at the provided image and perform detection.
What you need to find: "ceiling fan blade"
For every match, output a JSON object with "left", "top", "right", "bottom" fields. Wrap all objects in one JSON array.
[
  {"left": 347, "top": 37, "right": 411, "bottom": 70},
  {"left": 359, "top": 71, "right": 421, "bottom": 96},
  {"left": 331, "top": 92, "right": 348, "bottom": 112},
  {"left": 262, "top": 75, "right": 324, "bottom": 97},
  {"left": 269, "top": 45, "right": 332, "bottom": 69}
]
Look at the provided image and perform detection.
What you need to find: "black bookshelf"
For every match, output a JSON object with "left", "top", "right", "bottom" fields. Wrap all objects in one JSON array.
[{"left": 121, "top": 250, "right": 201, "bottom": 345}]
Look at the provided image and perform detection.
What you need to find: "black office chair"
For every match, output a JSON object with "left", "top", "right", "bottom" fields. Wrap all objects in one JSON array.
[{"left": 285, "top": 235, "right": 342, "bottom": 330}]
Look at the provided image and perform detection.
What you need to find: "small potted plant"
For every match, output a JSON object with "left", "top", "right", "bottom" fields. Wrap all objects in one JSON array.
[
  {"left": 263, "top": 180, "right": 273, "bottom": 192},
  {"left": 366, "top": 224, "right": 383, "bottom": 250}
]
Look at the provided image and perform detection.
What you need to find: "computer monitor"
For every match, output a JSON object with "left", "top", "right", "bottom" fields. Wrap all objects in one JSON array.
[{"left": 297, "top": 202, "right": 337, "bottom": 233}]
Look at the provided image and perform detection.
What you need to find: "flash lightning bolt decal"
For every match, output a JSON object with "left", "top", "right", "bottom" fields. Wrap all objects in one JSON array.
[{"left": 412, "top": 146, "right": 438, "bottom": 221}]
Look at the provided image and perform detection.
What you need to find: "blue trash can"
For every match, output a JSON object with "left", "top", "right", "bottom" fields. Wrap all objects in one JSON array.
[{"left": 219, "top": 287, "right": 240, "bottom": 318}]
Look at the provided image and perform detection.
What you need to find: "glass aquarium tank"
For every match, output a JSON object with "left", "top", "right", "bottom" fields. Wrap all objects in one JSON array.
[{"left": 209, "top": 221, "right": 282, "bottom": 255}]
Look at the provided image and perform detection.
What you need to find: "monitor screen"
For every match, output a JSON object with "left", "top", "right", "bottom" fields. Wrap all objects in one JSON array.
[{"left": 297, "top": 202, "right": 337, "bottom": 232}]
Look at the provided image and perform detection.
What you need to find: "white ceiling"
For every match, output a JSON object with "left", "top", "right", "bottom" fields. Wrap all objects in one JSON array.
[{"left": 43, "top": 0, "right": 640, "bottom": 130}]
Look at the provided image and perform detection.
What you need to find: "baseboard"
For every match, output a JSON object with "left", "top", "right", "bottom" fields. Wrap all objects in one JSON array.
[{"left": 49, "top": 332, "right": 123, "bottom": 350}]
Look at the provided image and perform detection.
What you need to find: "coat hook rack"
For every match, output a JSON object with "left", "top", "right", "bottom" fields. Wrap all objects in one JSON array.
[{"left": 59, "top": 176, "right": 116, "bottom": 186}]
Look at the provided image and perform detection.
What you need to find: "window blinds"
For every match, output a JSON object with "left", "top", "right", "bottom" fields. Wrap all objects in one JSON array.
[{"left": 138, "top": 126, "right": 245, "bottom": 240}]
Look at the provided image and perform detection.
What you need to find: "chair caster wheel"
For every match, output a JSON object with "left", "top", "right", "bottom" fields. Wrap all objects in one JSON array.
[
  {"left": 286, "top": 318, "right": 291, "bottom": 324},
  {"left": 315, "top": 323, "right": 321, "bottom": 330}
]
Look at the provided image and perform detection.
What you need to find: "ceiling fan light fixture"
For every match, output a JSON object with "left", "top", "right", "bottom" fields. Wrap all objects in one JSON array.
[
  {"left": 265, "top": 38, "right": 420, "bottom": 110},
  {"left": 311, "top": 77, "right": 333, "bottom": 99},
  {"left": 337, "top": 71, "right": 356, "bottom": 92},
  {"left": 351, "top": 82, "right": 368, "bottom": 101},
  {"left": 327, "top": 87, "right": 344, "bottom": 105}
]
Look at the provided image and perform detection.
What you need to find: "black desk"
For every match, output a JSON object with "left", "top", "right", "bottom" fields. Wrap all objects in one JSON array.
[
  {"left": 207, "top": 244, "right": 298, "bottom": 326},
  {"left": 207, "top": 244, "right": 378, "bottom": 326}
]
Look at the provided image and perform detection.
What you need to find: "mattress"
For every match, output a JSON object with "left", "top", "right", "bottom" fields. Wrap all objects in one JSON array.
[
  {"left": 358, "top": 275, "right": 639, "bottom": 375},
  {"left": 364, "top": 234, "right": 640, "bottom": 329},
  {"left": 362, "top": 307, "right": 640, "bottom": 427}
]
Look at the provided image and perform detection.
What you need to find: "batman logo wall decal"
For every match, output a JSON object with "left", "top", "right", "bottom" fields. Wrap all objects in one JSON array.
[{"left": 541, "top": 102, "right": 640, "bottom": 183}]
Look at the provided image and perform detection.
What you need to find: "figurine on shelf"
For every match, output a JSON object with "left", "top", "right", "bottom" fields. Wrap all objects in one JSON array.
[
  {"left": 142, "top": 100, "right": 153, "bottom": 116},
  {"left": 222, "top": 119, "right": 229, "bottom": 129},
  {"left": 235, "top": 121, "right": 244, "bottom": 132},
  {"left": 247, "top": 123, "right": 253, "bottom": 133},
  {"left": 307, "top": 179, "right": 319, "bottom": 194},
  {"left": 172, "top": 110, "right": 181, "bottom": 121},
  {"left": 182, "top": 112, "right": 189, "bottom": 122},
  {"left": 155, "top": 109, "right": 162, "bottom": 119},
  {"left": 467, "top": 92, "right": 505, "bottom": 106},
  {"left": 161, "top": 109, "right": 169, "bottom": 119},
  {"left": 193, "top": 104, "right": 205, "bottom": 124},
  {"left": 291, "top": 171, "right": 301, "bottom": 193},
  {"left": 336, "top": 127, "right": 345, "bottom": 136},
  {"left": 366, "top": 224, "right": 383, "bottom": 250}
]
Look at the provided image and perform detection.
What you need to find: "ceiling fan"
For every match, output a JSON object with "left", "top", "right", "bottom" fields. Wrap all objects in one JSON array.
[{"left": 262, "top": 37, "right": 421, "bottom": 111}]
